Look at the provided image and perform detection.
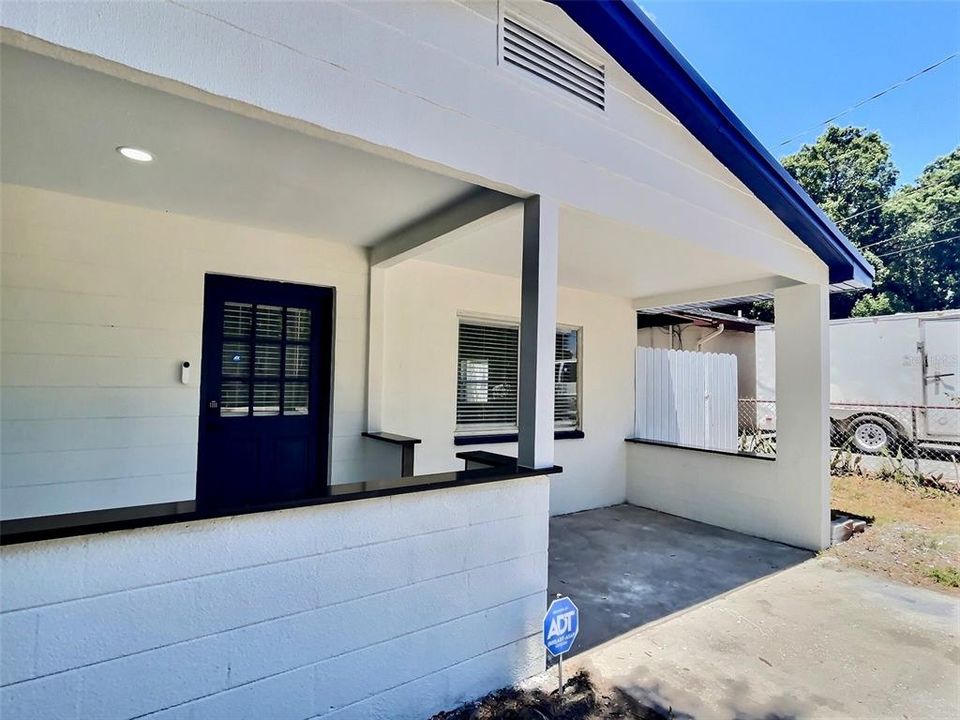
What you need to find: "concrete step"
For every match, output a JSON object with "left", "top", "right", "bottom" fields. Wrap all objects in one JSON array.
[{"left": 831, "top": 515, "right": 867, "bottom": 545}]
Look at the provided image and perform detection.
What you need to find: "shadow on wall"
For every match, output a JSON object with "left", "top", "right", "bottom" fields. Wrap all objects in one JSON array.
[{"left": 547, "top": 504, "right": 811, "bottom": 657}]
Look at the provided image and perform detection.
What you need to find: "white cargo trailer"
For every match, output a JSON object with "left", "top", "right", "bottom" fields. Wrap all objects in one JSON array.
[{"left": 755, "top": 310, "right": 960, "bottom": 453}]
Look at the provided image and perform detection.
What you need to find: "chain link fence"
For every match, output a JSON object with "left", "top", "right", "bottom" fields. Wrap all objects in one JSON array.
[
  {"left": 736, "top": 399, "right": 778, "bottom": 456},
  {"left": 738, "top": 398, "right": 960, "bottom": 490}
]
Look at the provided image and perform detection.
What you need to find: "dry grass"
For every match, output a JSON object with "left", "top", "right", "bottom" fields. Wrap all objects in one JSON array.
[
  {"left": 832, "top": 474, "right": 960, "bottom": 529},
  {"left": 828, "top": 475, "right": 960, "bottom": 594}
]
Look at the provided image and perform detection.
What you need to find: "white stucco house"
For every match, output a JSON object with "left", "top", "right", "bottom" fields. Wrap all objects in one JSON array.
[{"left": 0, "top": 1, "right": 873, "bottom": 718}]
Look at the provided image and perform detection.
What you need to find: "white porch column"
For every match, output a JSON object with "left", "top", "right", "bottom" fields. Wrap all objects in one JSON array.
[
  {"left": 518, "top": 196, "right": 559, "bottom": 469},
  {"left": 774, "top": 282, "right": 831, "bottom": 550}
]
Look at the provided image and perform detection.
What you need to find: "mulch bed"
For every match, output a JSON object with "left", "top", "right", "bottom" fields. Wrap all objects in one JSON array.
[{"left": 430, "top": 670, "right": 670, "bottom": 720}]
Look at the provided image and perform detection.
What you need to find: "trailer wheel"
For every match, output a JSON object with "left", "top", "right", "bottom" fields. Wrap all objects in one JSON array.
[{"left": 849, "top": 416, "right": 897, "bottom": 454}]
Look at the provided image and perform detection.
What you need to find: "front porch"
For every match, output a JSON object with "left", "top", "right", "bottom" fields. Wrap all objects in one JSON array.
[{"left": 1, "top": 37, "right": 839, "bottom": 543}]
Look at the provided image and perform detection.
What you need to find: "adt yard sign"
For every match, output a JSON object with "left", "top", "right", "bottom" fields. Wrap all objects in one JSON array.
[{"left": 543, "top": 596, "right": 579, "bottom": 657}]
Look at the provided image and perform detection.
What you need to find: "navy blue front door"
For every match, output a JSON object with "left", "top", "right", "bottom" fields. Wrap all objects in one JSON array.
[{"left": 197, "top": 274, "right": 334, "bottom": 513}]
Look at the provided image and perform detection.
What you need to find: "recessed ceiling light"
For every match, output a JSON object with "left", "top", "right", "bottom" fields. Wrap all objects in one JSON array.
[{"left": 116, "top": 146, "right": 154, "bottom": 163}]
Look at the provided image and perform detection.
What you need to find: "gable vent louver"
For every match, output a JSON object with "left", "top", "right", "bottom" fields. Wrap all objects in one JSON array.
[{"left": 502, "top": 13, "right": 605, "bottom": 110}]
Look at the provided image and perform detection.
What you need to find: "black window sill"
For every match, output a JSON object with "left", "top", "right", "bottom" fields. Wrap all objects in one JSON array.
[
  {"left": 456, "top": 450, "right": 520, "bottom": 468},
  {"left": 454, "top": 430, "right": 584, "bottom": 446},
  {"left": 0, "top": 460, "right": 562, "bottom": 547},
  {"left": 625, "top": 437, "right": 776, "bottom": 461},
  {"left": 361, "top": 431, "right": 421, "bottom": 446}
]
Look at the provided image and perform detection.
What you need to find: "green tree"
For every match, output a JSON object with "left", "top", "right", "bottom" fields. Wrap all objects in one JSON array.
[
  {"left": 854, "top": 148, "right": 960, "bottom": 315},
  {"left": 718, "top": 128, "right": 958, "bottom": 321},
  {"left": 781, "top": 126, "right": 898, "bottom": 318}
]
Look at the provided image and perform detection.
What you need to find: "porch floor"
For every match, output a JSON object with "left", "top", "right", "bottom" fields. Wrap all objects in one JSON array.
[{"left": 547, "top": 504, "right": 811, "bottom": 657}]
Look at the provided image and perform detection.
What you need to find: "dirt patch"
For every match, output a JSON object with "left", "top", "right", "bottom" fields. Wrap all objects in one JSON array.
[
  {"left": 827, "top": 475, "right": 960, "bottom": 594},
  {"left": 430, "top": 670, "right": 667, "bottom": 720}
]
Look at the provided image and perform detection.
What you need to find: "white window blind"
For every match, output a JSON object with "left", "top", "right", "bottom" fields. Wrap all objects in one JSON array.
[
  {"left": 456, "top": 319, "right": 581, "bottom": 435},
  {"left": 457, "top": 322, "right": 519, "bottom": 432},
  {"left": 555, "top": 328, "right": 579, "bottom": 429}
]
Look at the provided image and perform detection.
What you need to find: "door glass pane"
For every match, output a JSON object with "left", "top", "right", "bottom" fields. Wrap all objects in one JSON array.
[
  {"left": 223, "top": 302, "right": 252, "bottom": 338},
  {"left": 253, "top": 383, "right": 280, "bottom": 416},
  {"left": 284, "top": 382, "right": 309, "bottom": 415},
  {"left": 222, "top": 342, "right": 250, "bottom": 377},
  {"left": 285, "top": 345, "right": 310, "bottom": 378},
  {"left": 286, "top": 307, "right": 311, "bottom": 342},
  {"left": 256, "top": 305, "right": 283, "bottom": 338},
  {"left": 254, "top": 344, "right": 281, "bottom": 377},
  {"left": 221, "top": 381, "right": 249, "bottom": 417}
]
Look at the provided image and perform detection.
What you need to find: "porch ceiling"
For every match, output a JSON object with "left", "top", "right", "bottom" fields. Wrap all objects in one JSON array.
[
  {"left": 0, "top": 45, "right": 477, "bottom": 246},
  {"left": 417, "top": 204, "right": 776, "bottom": 299}
]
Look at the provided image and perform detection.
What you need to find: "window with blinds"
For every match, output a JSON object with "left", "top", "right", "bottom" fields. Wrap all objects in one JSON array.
[
  {"left": 456, "top": 319, "right": 581, "bottom": 435},
  {"left": 555, "top": 328, "right": 579, "bottom": 429}
]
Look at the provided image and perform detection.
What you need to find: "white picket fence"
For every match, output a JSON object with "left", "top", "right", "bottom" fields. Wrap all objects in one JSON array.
[{"left": 635, "top": 347, "right": 739, "bottom": 451}]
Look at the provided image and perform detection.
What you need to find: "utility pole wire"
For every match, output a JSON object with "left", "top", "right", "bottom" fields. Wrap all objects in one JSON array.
[
  {"left": 776, "top": 51, "right": 959, "bottom": 148},
  {"left": 875, "top": 233, "right": 960, "bottom": 259},
  {"left": 777, "top": 144, "right": 955, "bottom": 228},
  {"left": 858, "top": 214, "right": 960, "bottom": 250},
  {"left": 835, "top": 178, "right": 957, "bottom": 224}
]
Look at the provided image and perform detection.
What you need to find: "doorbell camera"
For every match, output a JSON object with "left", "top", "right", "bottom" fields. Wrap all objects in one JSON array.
[{"left": 180, "top": 361, "right": 191, "bottom": 385}]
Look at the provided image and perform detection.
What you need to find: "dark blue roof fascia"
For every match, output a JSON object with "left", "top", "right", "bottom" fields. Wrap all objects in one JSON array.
[{"left": 550, "top": 0, "right": 874, "bottom": 288}]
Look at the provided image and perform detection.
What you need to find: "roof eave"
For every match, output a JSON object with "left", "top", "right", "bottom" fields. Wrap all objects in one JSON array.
[{"left": 549, "top": 0, "right": 874, "bottom": 289}]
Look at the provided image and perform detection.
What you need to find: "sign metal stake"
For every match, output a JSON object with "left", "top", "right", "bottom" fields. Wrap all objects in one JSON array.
[{"left": 558, "top": 652, "right": 564, "bottom": 695}]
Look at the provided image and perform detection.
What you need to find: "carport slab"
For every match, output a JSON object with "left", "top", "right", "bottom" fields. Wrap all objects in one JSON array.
[{"left": 547, "top": 504, "right": 811, "bottom": 655}]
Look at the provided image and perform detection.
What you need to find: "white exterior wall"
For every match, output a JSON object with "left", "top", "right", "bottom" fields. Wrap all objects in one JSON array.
[
  {"left": 626, "top": 444, "right": 785, "bottom": 544},
  {"left": 0, "top": 476, "right": 549, "bottom": 720},
  {"left": 0, "top": 185, "right": 374, "bottom": 519},
  {"left": 0, "top": 0, "right": 825, "bottom": 285},
  {"left": 382, "top": 260, "right": 635, "bottom": 515}
]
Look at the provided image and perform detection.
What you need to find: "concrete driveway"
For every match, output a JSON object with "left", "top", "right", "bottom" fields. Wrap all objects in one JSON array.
[{"left": 548, "top": 505, "right": 960, "bottom": 719}]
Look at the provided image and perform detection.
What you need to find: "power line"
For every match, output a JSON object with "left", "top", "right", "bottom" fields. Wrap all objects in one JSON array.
[
  {"left": 835, "top": 178, "right": 956, "bottom": 224},
  {"left": 776, "top": 51, "right": 959, "bottom": 148},
  {"left": 784, "top": 141, "right": 879, "bottom": 167},
  {"left": 858, "top": 214, "right": 960, "bottom": 250},
  {"left": 781, "top": 135, "right": 924, "bottom": 177},
  {"left": 875, "top": 233, "right": 960, "bottom": 259}
]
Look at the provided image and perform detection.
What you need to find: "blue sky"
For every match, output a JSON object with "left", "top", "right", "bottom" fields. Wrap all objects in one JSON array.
[{"left": 640, "top": 1, "right": 960, "bottom": 184}]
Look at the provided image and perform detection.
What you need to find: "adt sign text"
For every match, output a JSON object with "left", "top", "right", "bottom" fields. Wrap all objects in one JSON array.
[{"left": 543, "top": 596, "right": 579, "bottom": 657}]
